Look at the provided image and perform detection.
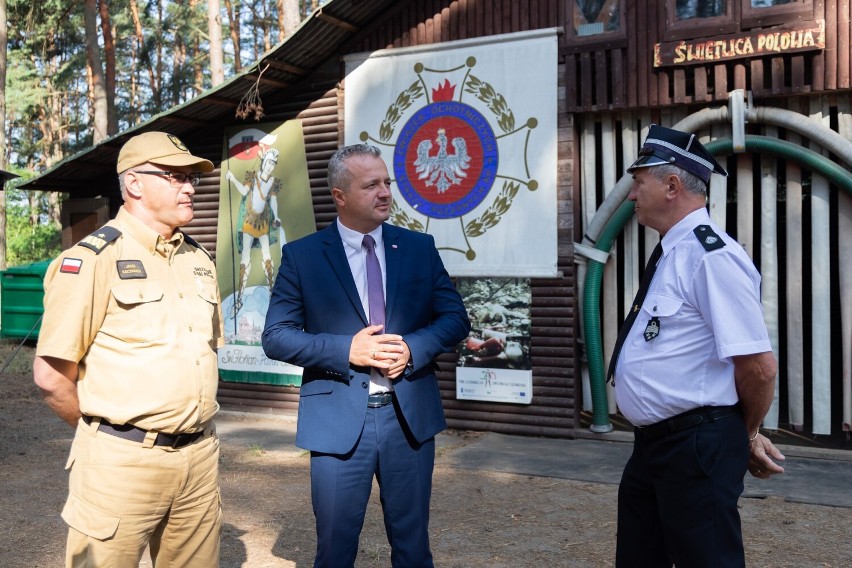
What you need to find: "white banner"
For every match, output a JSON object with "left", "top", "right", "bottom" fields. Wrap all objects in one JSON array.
[
  {"left": 344, "top": 30, "right": 559, "bottom": 277},
  {"left": 457, "top": 368, "right": 533, "bottom": 404},
  {"left": 218, "top": 344, "right": 304, "bottom": 376}
]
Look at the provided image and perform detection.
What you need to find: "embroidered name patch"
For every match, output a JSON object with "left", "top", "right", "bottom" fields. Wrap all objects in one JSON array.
[
  {"left": 193, "top": 267, "right": 213, "bottom": 278},
  {"left": 60, "top": 258, "right": 83, "bottom": 274},
  {"left": 117, "top": 260, "right": 147, "bottom": 279}
]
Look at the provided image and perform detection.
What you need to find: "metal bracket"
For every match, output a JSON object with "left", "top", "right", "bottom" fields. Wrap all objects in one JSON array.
[{"left": 573, "top": 242, "right": 611, "bottom": 265}]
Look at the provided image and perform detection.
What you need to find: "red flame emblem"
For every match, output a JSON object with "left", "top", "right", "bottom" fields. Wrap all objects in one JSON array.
[{"left": 431, "top": 79, "right": 456, "bottom": 102}]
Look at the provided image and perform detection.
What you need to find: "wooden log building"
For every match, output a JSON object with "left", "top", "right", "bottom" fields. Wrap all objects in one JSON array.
[{"left": 22, "top": 0, "right": 852, "bottom": 444}]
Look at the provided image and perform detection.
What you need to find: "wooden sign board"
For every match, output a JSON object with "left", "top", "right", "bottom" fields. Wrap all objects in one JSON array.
[{"left": 654, "top": 19, "right": 825, "bottom": 67}]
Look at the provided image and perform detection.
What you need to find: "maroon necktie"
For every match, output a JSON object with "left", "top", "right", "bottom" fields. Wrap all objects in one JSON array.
[
  {"left": 607, "top": 242, "right": 663, "bottom": 385},
  {"left": 362, "top": 235, "right": 385, "bottom": 326}
]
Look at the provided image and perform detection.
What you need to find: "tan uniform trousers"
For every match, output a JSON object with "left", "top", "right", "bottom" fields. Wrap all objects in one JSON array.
[{"left": 62, "top": 418, "right": 221, "bottom": 568}]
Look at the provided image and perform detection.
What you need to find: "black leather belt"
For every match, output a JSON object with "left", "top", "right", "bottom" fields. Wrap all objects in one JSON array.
[
  {"left": 83, "top": 416, "right": 205, "bottom": 449},
  {"left": 367, "top": 392, "right": 394, "bottom": 408},
  {"left": 636, "top": 405, "right": 739, "bottom": 441}
]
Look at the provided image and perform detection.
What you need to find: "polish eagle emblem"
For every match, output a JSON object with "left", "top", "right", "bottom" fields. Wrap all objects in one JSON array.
[{"left": 413, "top": 128, "right": 472, "bottom": 193}]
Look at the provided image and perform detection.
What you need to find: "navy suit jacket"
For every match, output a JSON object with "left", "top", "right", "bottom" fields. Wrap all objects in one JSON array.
[{"left": 262, "top": 222, "right": 470, "bottom": 455}]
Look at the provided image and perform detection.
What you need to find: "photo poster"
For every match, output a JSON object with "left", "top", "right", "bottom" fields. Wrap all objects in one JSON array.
[
  {"left": 343, "top": 29, "right": 559, "bottom": 277},
  {"left": 456, "top": 277, "right": 533, "bottom": 404},
  {"left": 216, "top": 120, "right": 315, "bottom": 385}
]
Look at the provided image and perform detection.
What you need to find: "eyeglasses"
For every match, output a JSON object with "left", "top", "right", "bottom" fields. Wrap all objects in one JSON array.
[{"left": 134, "top": 170, "right": 201, "bottom": 187}]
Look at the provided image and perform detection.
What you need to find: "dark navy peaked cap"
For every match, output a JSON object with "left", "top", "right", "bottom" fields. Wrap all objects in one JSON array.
[{"left": 627, "top": 124, "right": 728, "bottom": 185}]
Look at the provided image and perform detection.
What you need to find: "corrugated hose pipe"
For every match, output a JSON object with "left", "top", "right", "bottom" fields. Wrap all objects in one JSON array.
[{"left": 585, "top": 135, "right": 852, "bottom": 431}]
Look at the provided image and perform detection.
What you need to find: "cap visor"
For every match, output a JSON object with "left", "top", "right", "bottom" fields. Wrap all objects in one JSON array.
[
  {"left": 151, "top": 154, "right": 215, "bottom": 173},
  {"left": 626, "top": 153, "right": 670, "bottom": 173}
]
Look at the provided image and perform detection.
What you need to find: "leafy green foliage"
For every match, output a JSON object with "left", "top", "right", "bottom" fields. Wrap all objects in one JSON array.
[
  {"left": 4, "top": 187, "right": 62, "bottom": 267},
  {"left": 2, "top": 1, "right": 330, "bottom": 266}
]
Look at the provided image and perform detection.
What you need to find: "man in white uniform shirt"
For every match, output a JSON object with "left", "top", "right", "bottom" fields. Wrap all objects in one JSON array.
[{"left": 610, "top": 125, "right": 785, "bottom": 567}]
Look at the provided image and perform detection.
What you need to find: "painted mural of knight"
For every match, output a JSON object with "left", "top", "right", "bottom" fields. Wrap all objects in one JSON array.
[{"left": 225, "top": 147, "right": 285, "bottom": 312}]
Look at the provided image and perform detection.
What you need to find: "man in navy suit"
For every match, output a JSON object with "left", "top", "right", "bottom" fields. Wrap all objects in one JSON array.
[{"left": 262, "top": 144, "right": 470, "bottom": 567}]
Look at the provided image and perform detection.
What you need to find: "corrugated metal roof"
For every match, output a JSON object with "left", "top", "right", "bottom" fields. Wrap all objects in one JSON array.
[{"left": 21, "top": 0, "right": 401, "bottom": 194}]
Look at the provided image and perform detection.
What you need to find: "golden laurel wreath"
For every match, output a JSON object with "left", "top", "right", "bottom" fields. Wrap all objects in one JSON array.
[
  {"left": 459, "top": 75, "right": 520, "bottom": 236},
  {"left": 379, "top": 82, "right": 425, "bottom": 142},
  {"left": 389, "top": 201, "right": 425, "bottom": 232},
  {"left": 462, "top": 75, "right": 515, "bottom": 134},
  {"left": 464, "top": 181, "right": 520, "bottom": 237}
]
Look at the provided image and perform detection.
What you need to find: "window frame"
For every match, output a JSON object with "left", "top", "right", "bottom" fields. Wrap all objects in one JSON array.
[
  {"left": 664, "top": 0, "right": 818, "bottom": 41},
  {"left": 565, "top": 0, "right": 628, "bottom": 51},
  {"left": 664, "top": 0, "right": 738, "bottom": 41},
  {"left": 741, "top": 0, "right": 815, "bottom": 29}
]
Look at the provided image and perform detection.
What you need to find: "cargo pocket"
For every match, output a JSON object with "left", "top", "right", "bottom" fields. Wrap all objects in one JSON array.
[{"left": 61, "top": 494, "right": 120, "bottom": 541}]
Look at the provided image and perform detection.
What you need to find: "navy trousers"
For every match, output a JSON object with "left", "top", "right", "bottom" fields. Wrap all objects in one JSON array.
[
  {"left": 616, "top": 413, "right": 749, "bottom": 567},
  {"left": 309, "top": 401, "right": 435, "bottom": 568}
]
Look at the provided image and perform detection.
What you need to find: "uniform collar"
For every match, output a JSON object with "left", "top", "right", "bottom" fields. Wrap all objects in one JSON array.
[
  {"left": 115, "top": 206, "right": 184, "bottom": 256},
  {"left": 660, "top": 208, "right": 710, "bottom": 255}
]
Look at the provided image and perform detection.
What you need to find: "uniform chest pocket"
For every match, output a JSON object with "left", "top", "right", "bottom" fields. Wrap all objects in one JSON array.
[
  {"left": 641, "top": 293, "right": 682, "bottom": 318},
  {"left": 193, "top": 278, "right": 218, "bottom": 327},
  {"left": 108, "top": 281, "right": 167, "bottom": 342},
  {"left": 194, "top": 278, "right": 218, "bottom": 305},
  {"left": 111, "top": 280, "right": 164, "bottom": 305},
  {"left": 633, "top": 293, "right": 683, "bottom": 352}
]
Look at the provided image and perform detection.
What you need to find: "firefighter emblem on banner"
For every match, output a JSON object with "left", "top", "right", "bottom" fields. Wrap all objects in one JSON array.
[
  {"left": 344, "top": 30, "right": 558, "bottom": 277},
  {"left": 390, "top": 72, "right": 501, "bottom": 228}
]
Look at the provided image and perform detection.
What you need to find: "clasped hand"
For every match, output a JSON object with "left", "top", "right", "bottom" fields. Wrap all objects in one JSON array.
[{"left": 351, "top": 325, "right": 410, "bottom": 379}]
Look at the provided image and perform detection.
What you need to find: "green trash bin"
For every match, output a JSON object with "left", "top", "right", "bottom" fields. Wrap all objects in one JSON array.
[{"left": 0, "top": 259, "right": 53, "bottom": 340}]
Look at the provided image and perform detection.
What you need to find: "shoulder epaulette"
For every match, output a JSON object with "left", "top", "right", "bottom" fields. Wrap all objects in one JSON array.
[
  {"left": 182, "top": 233, "right": 212, "bottom": 260},
  {"left": 77, "top": 225, "right": 121, "bottom": 254},
  {"left": 693, "top": 225, "right": 726, "bottom": 252}
]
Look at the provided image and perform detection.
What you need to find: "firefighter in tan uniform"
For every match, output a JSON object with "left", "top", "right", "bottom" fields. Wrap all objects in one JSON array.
[{"left": 34, "top": 131, "right": 224, "bottom": 568}]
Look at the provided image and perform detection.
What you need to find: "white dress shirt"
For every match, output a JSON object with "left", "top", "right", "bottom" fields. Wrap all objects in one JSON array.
[
  {"left": 337, "top": 219, "right": 392, "bottom": 394},
  {"left": 614, "top": 208, "right": 773, "bottom": 426}
]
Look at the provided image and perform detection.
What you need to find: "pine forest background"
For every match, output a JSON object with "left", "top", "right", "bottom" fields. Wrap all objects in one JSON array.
[{"left": 0, "top": 0, "right": 328, "bottom": 269}]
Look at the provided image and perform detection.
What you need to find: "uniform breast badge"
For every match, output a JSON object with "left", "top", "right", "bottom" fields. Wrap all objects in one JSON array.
[{"left": 643, "top": 317, "right": 660, "bottom": 341}]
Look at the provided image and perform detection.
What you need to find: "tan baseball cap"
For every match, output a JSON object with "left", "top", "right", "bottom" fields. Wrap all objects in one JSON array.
[{"left": 117, "top": 131, "right": 215, "bottom": 173}]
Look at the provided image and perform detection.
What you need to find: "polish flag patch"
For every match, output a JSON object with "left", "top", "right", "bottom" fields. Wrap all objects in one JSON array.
[{"left": 60, "top": 258, "right": 83, "bottom": 274}]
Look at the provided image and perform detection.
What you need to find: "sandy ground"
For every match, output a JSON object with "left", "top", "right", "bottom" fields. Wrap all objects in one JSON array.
[{"left": 1, "top": 340, "right": 850, "bottom": 567}]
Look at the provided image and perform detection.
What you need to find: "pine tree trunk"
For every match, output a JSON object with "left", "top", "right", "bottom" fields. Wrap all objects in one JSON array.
[
  {"left": 282, "top": 0, "right": 300, "bottom": 39},
  {"left": 98, "top": 0, "right": 118, "bottom": 135},
  {"left": 223, "top": 0, "right": 242, "bottom": 72},
  {"left": 48, "top": 192, "right": 61, "bottom": 228},
  {"left": 129, "top": 0, "right": 159, "bottom": 113},
  {"left": 208, "top": 0, "right": 225, "bottom": 86},
  {"left": 277, "top": 0, "right": 285, "bottom": 43},
  {"left": 0, "top": 0, "right": 8, "bottom": 269},
  {"left": 84, "top": 0, "right": 109, "bottom": 143}
]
